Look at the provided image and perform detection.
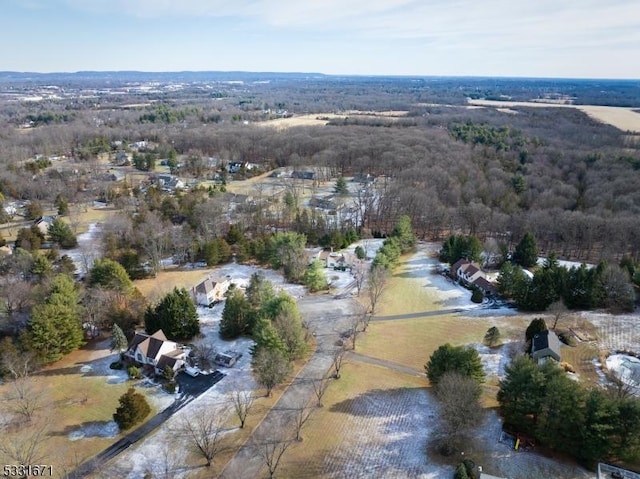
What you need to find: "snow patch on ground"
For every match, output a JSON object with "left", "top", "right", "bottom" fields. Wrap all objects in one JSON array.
[
  {"left": 65, "top": 222, "right": 102, "bottom": 275},
  {"left": 606, "top": 354, "right": 640, "bottom": 390},
  {"left": 68, "top": 420, "right": 119, "bottom": 441}
]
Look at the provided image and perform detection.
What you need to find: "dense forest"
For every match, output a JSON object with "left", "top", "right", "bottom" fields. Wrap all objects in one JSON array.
[{"left": 0, "top": 73, "right": 639, "bottom": 267}]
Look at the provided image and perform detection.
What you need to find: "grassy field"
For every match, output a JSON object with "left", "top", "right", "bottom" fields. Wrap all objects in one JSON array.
[
  {"left": 0, "top": 341, "right": 167, "bottom": 474},
  {"left": 134, "top": 269, "right": 213, "bottom": 302},
  {"left": 358, "top": 315, "right": 490, "bottom": 373},
  {"left": 279, "top": 360, "right": 432, "bottom": 478}
]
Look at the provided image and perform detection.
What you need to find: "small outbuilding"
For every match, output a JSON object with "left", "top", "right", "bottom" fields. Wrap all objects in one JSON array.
[{"left": 531, "top": 330, "right": 562, "bottom": 364}]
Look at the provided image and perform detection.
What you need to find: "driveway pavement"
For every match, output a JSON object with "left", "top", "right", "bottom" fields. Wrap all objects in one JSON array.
[{"left": 219, "top": 294, "right": 357, "bottom": 479}]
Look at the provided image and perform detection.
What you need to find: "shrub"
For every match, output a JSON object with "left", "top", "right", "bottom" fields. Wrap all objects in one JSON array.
[
  {"left": 109, "top": 361, "right": 124, "bottom": 370},
  {"left": 471, "top": 288, "right": 484, "bottom": 303},
  {"left": 163, "top": 381, "right": 177, "bottom": 394},
  {"left": 483, "top": 326, "right": 501, "bottom": 347},
  {"left": 113, "top": 387, "right": 151, "bottom": 430},
  {"left": 128, "top": 365, "right": 142, "bottom": 379}
]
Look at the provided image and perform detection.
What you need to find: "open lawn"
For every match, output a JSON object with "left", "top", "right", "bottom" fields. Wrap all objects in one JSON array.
[
  {"left": 279, "top": 361, "right": 436, "bottom": 479},
  {"left": 0, "top": 340, "right": 169, "bottom": 475},
  {"left": 358, "top": 315, "right": 490, "bottom": 373},
  {"left": 134, "top": 269, "right": 212, "bottom": 302}
]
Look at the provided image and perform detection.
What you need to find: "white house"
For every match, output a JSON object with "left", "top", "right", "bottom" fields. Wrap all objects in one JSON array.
[
  {"left": 124, "top": 329, "right": 187, "bottom": 375},
  {"left": 191, "top": 277, "right": 230, "bottom": 306}
]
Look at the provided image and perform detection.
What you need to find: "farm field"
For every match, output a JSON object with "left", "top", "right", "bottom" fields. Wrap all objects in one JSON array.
[{"left": 468, "top": 99, "right": 640, "bottom": 133}]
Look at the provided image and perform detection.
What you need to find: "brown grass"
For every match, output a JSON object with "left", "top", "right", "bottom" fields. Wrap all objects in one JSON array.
[
  {"left": 279, "top": 361, "right": 428, "bottom": 477},
  {"left": 359, "top": 315, "right": 489, "bottom": 372},
  {"left": 468, "top": 99, "right": 640, "bottom": 133},
  {"left": 134, "top": 269, "right": 212, "bottom": 302},
  {"left": 0, "top": 342, "right": 163, "bottom": 474}
]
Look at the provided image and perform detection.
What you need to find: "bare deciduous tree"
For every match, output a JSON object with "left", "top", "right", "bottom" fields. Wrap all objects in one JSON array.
[
  {"left": 0, "top": 418, "right": 50, "bottom": 467},
  {"left": 311, "top": 377, "right": 330, "bottom": 408},
  {"left": 4, "top": 377, "right": 48, "bottom": 423},
  {"left": 253, "top": 435, "right": 293, "bottom": 479},
  {"left": 352, "top": 260, "right": 367, "bottom": 296},
  {"left": 230, "top": 389, "right": 255, "bottom": 429},
  {"left": 366, "top": 264, "right": 388, "bottom": 315},
  {"left": 291, "top": 401, "right": 313, "bottom": 441},
  {"left": 434, "top": 372, "right": 483, "bottom": 449},
  {"left": 179, "top": 406, "right": 227, "bottom": 467},
  {"left": 192, "top": 340, "right": 217, "bottom": 371},
  {"left": 331, "top": 346, "right": 347, "bottom": 379},
  {"left": 548, "top": 300, "right": 569, "bottom": 330},
  {"left": 0, "top": 338, "right": 39, "bottom": 380}
]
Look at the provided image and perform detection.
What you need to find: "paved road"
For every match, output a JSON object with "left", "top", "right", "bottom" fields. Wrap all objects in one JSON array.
[
  {"left": 219, "top": 294, "right": 357, "bottom": 479},
  {"left": 347, "top": 351, "right": 424, "bottom": 377},
  {"left": 68, "top": 371, "right": 225, "bottom": 478}
]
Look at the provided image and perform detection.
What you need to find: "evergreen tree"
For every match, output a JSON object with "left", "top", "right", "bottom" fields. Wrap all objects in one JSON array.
[
  {"left": 496, "top": 262, "right": 527, "bottom": 299},
  {"left": 439, "top": 234, "right": 482, "bottom": 264},
  {"left": 484, "top": 326, "right": 501, "bottom": 347},
  {"left": 48, "top": 218, "right": 78, "bottom": 249},
  {"left": 334, "top": 176, "right": 349, "bottom": 196},
  {"left": 25, "top": 274, "right": 84, "bottom": 363},
  {"left": 144, "top": 288, "right": 199, "bottom": 340},
  {"left": 303, "top": 260, "right": 328, "bottom": 292},
  {"left": 89, "top": 258, "right": 134, "bottom": 293},
  {"left": 390, "top": 215, "right": 416, "bottom": 253},
  {"left": 525, "top": 318, "right": 548, "bottom": 343},
  {"left": 110, "top": 324, "right": 128, "bottom": 353},
  {"left": 245, "top": 272, "right": 275, "bottom": 309},
  {"left": 54, "top": 194, "right": 69, "bottom": 215},
  {"left": 251, "top": 316, "right": 286, "bottom": 356},
  {"left": 113, "top": 387, "right": 151, "bottom": 430},
  {"left": 219, "top": 289, "right": 251, "bottom": 339},
  {"left": 513, "top": 232, "right": 538, "bottom": 268},
  {"left": 425, "top": 343, "right": 485, "bottom": 386}
]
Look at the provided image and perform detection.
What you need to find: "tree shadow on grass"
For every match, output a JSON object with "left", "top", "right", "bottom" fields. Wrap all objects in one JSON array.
[
  {"left": 286, "top": 387, "right": 444, "bottom": 478},
  {"left": 50, "top": 420, "right": 119, "bottom": 439}
]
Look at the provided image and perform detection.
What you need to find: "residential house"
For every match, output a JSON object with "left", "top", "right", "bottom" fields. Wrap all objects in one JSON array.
[
  {"left": 124, "top": 329, "right": 187, "bottom": 375},
  {"left": 191, "top": 277, "right": 230, "bottom": 306},
  {"left": 34, "top": 215, "right": 56, "bottom": 235},
  {"left": 474, "top": 276, "right": 497, "bottom": 296},
  {"left": 292, "top": 170, "right": 314, "bottom": 180},
  {"left": 352, "top": 173, "right": 376, "bottom": 184},
  {"left": 309, "top": 195, "right": 343, "bottom": 211},
  {"left": 451, "top": 259, "right": 495, "bottom": 295},
  {"left": 531, "top": 330, "right": 562, "bottom": 364},
  {"left": 155, "top": 174, "right": 184, "bottom": 192},
  {"left": 315, "top": 249, "right": 356, "bottom": 270}
]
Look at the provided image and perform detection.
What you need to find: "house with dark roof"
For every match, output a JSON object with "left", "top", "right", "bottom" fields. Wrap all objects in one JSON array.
[
  {"left": 531, "top": 330, "right": 562, "bottom": 364},
  {"left": 124, "top": 330, "right": 187, "bottom": 375},
  {"left": 450, "top": 259, "right": 495, "bottom": 296}
]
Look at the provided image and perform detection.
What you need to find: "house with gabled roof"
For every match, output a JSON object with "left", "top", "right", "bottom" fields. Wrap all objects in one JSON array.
[
  {"left": 191, "top": 277, "right": 230, "bottom": 306},
  {"left": 34, "top": 215, "right": 56, "bottom": 235},
  {"left": 450, "top": 258, "right": 496, "bottom": 297},
  {"left": 531, "top": 330, "right": 562, "bottom": 364},
  {"left": 124, "top": 329, "right": 187, "bottom": 375}
]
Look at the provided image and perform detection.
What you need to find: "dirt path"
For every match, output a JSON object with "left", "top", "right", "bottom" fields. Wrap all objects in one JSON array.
[
  {"left": 347, "top": 351, "right": 424, "bottom": 377},
  {"left": 371, "top": 308, "right": 465, "bottom": 321},
  {"left": 219, "top": 295, "right": 357, "bottom": 479}
]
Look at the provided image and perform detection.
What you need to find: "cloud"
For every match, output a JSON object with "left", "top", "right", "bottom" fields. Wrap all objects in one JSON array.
[{"left": 60, "top": 0, "right": 640, "bottom": 46}]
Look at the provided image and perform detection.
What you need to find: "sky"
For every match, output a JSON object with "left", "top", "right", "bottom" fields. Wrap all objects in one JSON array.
[{"left": 2, "top": 0, "right": 640, "bottom": 79}]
